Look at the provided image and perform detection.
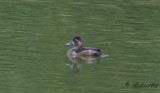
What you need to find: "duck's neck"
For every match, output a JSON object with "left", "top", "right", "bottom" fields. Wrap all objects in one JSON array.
[
  {"left": 74, "top": 45, "right": 82, "bottom": 49},
  {"left": 74, "top": 41, "right": 82, "bottom": 49}
]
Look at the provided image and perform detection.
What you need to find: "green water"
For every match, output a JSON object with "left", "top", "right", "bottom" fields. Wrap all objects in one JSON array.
[{"left": 0, "top": 0, "right": 160, "bottom": 93}]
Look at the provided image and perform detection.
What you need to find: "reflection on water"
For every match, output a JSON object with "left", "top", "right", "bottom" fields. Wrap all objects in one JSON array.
[{"left": 66, "top": 55, "right": 103, "bottom": 72}]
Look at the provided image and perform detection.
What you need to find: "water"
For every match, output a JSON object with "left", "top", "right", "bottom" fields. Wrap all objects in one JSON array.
[{"left": 0, "top": 0, "right": 160, "bottom": 93}]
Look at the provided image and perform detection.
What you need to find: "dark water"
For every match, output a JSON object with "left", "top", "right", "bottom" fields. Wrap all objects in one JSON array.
[{"left": 0, "top": 0, "right": 160, "bottom": 93}]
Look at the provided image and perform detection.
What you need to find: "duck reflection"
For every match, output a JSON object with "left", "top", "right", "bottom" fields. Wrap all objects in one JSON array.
[
  {"left": 66, "top": 55, "right": 101, "bottom": 72},
  {"left": 65, "top": 36, "right": 109, "bottom": 72}
]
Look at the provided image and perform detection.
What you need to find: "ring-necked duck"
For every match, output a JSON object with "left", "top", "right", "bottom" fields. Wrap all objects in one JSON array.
[{"left": 65, "top": 36, "right": 108, "bottom": 57}]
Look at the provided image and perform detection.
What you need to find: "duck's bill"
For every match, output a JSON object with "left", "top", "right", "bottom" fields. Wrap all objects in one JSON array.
[{"left": 65, "top": 41, "right": 73, "bottom": 45}]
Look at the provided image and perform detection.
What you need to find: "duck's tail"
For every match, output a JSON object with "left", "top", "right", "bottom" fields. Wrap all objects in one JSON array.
[
  {"left": 96, "top": 49, "right": 109, "bottom": 58},
  {"left": 100, "top": 53, "right": 109, "bottom": 58}
]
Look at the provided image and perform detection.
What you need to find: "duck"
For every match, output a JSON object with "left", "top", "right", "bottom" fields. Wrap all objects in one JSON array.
[{"left": 65, "top": 36, "right": 108, "bottom": 57}]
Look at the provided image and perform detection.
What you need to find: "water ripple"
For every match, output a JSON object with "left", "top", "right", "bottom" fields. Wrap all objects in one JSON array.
[
  {"left": 15, "top": 31, "right": 43, "bottom": 36},
  {"left": 96, "top": 42, "right": 111, "bottom": 44},
  {"left": 89, "top": 17, "right": 105, "bottom": 20},
  {"left": 127, "top": 41, "right": 152, "bottom": 44},
  {"left": 0, "top": 0, "right": 51, "bottom": 2},
  {"left": 124, "top": 33, "right": 137, "bottom": 35},
  {"left": 101, "top": 30, "right": 115, "bottom": 32},
  {"left": 60, "top": 14, "right": 72, "bottom": 17}
]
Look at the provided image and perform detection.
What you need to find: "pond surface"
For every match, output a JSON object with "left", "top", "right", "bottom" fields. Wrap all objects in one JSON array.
[{"left": 0, "top": 0, "right": 160, "bottom": 93}]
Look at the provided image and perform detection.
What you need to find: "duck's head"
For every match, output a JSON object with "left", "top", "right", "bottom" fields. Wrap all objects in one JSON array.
[{"left": 65, "top": 36, "right": 82, "bottom": 47}]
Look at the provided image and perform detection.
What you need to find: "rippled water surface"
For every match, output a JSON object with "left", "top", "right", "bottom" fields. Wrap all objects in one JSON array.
[{"left": 0, "top": 0, "right": 160, "bottom": 93}]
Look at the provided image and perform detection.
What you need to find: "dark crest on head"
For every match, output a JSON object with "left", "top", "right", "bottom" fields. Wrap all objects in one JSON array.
[{"left": 73, "top": 36, "right": 82, "bottom": 41}]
